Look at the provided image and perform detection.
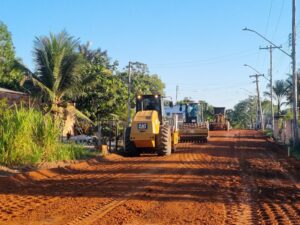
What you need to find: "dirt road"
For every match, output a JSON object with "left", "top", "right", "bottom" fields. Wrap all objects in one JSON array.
[{"left": 1, "top": 130, "right": 300, "bottom": 225}]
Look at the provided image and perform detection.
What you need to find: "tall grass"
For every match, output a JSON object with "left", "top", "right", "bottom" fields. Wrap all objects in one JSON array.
[{"left": 0, "top": 100, "right": 87, "bottom": 166}]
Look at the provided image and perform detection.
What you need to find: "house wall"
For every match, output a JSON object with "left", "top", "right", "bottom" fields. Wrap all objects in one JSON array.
[
  {"left": 273, "top": 119, "right": 298, "bottom": 144},
  {"left": 0, "top": 90, "right": 29, "bottom": 105}
]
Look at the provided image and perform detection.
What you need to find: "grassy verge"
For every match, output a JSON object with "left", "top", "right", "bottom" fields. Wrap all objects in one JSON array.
[
  {"left": 263, "top": 129, "right": 273, "bottom": 138},
  {"left": 0, "top": 100, "right": 97, "bottom": 166},
  {"left": 57, "top": 143, "right": 98, "bottom": 161}
]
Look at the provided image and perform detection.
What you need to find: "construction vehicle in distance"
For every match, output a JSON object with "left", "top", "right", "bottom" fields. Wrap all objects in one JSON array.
[
  {"left": 209, "top": 107, "right": 229, "bottom": 131},
  {"left": 125, "top": 94, "right": 179, "bottom": 156},
  {"left": 165, "top": 102, "right": 209, "bottom": 142},
  {"left": 178, "top": 102, "right": 209, "bottom": 142}
]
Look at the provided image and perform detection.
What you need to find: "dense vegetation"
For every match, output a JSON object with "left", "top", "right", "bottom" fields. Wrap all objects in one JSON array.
[
  {"left": 228, "top": 75, "right": 299, "bottom": 129},
  {"left": 0, "top": 21, "right": 26, "bottom": 90},
  {"left": 0, "top": 100, "right": 88, "bottom": 166},
  {"left": 0, "top": 21, "right": 165, "bottom": 166}
]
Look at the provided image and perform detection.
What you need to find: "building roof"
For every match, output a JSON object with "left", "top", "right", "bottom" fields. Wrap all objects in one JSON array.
[{"left": 0, "top": 87, "right": 26, "bottom": 95}]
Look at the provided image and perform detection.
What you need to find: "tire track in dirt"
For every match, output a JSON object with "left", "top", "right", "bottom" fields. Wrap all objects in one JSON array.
[
  {"left": 177, "top": 135, "right": 247, "bottom": 225},
  {"left": 195, "top": 130, "right": 265, "bottom": 225},
  {"left": 178, "top": 135, "right": 253, "bottom": 225},
  {"left": 232, "top": 131, "right": 288, "bottom": 225},
  {"left": 0, "top": 156, "right": 158, "bottom": 224},
  {"left": 3, "top": 130, "right": 300, "bottom": 225},
  {"left": 202, "top": 131, "right": 252, "bottom": 225},
  {"left": 89, "top": 143, "right": 212, "bottom": 225},
  {"left": 56, "top": 132, "right": 300, "bottom": 225},
  {"left": 234, "top": 130, "right": 300, "bottom": 225},
  {"left": 66, "top": 151, "right": 191, "bottom": 225},
  {"left": 228, "top": 130, "right": 258, "bottom": 225}
]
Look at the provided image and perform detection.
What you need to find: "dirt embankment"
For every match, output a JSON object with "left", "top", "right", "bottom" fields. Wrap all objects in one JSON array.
[{"left": 1, "top": 130, "right": 300, "bottom": 225}]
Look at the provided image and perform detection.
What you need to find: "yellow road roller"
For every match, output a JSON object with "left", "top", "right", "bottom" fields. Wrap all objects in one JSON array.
[{"left": 125, "top": 94, "right": 179, "bottom": 156}]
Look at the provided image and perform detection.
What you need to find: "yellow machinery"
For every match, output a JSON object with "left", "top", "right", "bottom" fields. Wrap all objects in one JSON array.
[
  {"left": 209, "top": 107, "right": 229, "bottom": 131},
  {"left": 125, "top": 94, "right": 179, "bottom": 156},
  {"left": 178, "top": 103, "right": 209, "bottom": 142}
]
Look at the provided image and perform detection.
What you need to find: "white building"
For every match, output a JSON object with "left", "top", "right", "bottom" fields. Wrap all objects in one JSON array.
[
  {"left": 164, "top": 103, "right": 205, "bottom": 123},
  {"left": 164, "top": 104, "right": 186, "bottom": 123}
]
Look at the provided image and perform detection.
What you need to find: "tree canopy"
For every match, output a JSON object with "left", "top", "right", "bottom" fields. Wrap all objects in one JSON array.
[
  {"left": 75, "top": 44, "right": 127, "bottom": 121},
  {"left": 264, "top": 80, "right": 288, "bottom": 115},
  {"left": 26, "top": 31, "right": 86, "bottom": 114},
  {"left": 227, "top": 97, "right": 257, "bottom": 129},
  {"left": 0, "top": 21, "right": 25, "bottom": 90},
  {"left": 285, "top": 73, "right": 300, "bottom": 107},
  {"left": 0, "top": 24, "right": 166, "bottom": 124},
  {"left": 117, "top": 62, "right": 165, "bottom": 117}
]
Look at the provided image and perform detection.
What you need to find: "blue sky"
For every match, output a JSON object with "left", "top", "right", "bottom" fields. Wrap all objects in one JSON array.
[{"left": 0, "top": 0, "right": 298, "bottom": 108}]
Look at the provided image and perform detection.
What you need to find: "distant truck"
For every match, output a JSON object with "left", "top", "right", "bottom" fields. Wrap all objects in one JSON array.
[{"left": 209, "top": 107, "right": 229, "bottom": 131}]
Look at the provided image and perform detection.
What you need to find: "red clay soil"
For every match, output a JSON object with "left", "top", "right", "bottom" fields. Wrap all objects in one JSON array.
[{"left": 1, "top": 130, "right": 300, "bottom": 225}]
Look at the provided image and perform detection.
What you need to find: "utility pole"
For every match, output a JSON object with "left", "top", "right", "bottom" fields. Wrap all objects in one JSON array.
[
  {"left": 253, "top": 96, "right": 258, "bottom": 129},
  {"left": 243, "top": 0, "right": 298, "bottom": 143},
  {"left": 250, "top": 74, "right": 264, "bottom": 130},
  {"left": 260, "top": 45, "right": 282, "bottom": 132},
  {"left": 127, "top": 62, "right": 132, "bottom": 125},
  {"left": 176, "top": 85, "right": 179, "bottom": 103},
  {"left": 201, "top": 102, "right": 204, "bottom": 122},
  {"left": 292, "top": 0, "right": 298, "bottom": 146}
]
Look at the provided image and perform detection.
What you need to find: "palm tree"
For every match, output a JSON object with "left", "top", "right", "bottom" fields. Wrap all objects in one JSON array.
[
  {"left": 32, "top": 31, "right": 82, "bottom": 113},
  {"left": 264, "top": 80, "right": 288, "bottom": 115},
  {"left": 285, "top": 73, "right": 300, "bottom": 107},
  {"left": 24, "top": 31, "right": 92, "bottom": 122}
]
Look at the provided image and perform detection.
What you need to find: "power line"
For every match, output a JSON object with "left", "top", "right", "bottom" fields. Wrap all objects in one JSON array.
[
  {"left": 265, "top": 0, "right": 273, "bottom": 35},
  {"left": 260, "top": 0, "right": 274, "bottom": 69},
  {"left": 273, "top": 0, "right": 285, "bottom": 37},
  {"left": 150, "top": 50, "right": 257, "bottom": 68},
  {"left": 172, "top": 81, "right": 252, "bottom": 90}
]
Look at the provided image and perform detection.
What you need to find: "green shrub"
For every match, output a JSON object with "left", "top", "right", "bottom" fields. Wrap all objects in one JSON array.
[
  {"left": 54, "top": 143, "right": 86, "bottom": 161},
  {"left": 263, "top": 129, "right": 273, "bottom": 138},
  {"left": 0, "top": 101, "right": 91, "bottom": 166}
]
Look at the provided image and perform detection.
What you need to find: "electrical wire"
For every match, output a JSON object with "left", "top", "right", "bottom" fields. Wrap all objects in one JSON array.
[
  {"left": 169, "top": 81, "right": 251, "bottom": 89},
  {"left": 272, "top": 0, "right": 284, "bottom": 38},
  {"left": 265, "top": 0, "right": 273, "bottom": 37},
  {"left": 259, "top": 0, "right": 273, "bottom": 71},
  {"left": 150, "top": 49, "right": 257, "bottom": 68}
]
